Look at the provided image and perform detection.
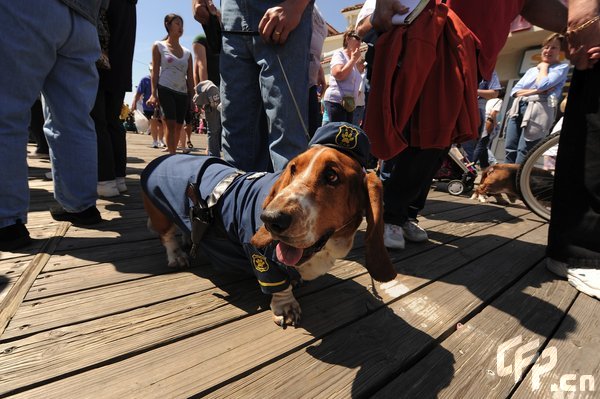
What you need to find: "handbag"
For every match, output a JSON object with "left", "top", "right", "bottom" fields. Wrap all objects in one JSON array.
[{"left": 342, "top": 95, "right": 356, "bottom": 113}]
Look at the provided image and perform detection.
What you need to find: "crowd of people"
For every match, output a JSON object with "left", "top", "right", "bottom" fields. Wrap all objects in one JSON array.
[{"left": 0, "top": 0, "right": 598, "bottom": 300}]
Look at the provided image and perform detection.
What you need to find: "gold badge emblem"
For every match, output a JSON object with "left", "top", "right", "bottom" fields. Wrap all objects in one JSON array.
[
  {"left": 252, "top": 254, "right": 269, "bottom": 272},
  {"left": 335, "top": 125, "right": 359, "bottom": 149}
]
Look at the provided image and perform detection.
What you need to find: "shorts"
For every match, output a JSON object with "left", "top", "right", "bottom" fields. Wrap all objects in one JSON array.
[
  {"left": 184, "top": 108, "right": 194, "bottom": 125},
  {"left": 158, "top": 85, "right": 188, "bottom": 124}
]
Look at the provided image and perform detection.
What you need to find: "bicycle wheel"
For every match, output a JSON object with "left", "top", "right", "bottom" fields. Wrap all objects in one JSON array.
[{"left": 516, "top": 132, "right": 560, "bottom": 221}]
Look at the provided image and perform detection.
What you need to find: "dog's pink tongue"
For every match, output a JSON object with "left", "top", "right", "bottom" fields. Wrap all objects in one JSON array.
[{"left": 276, "top": 242, "right": 303, "bottom": 266}]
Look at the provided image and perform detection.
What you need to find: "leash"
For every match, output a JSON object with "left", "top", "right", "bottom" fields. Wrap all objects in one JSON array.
[
  {"left": 223, "top": 27, "right": 309, "bottom": 140},
  {"left": 275, "top": 52, "right": 310, "bottom": 140}
]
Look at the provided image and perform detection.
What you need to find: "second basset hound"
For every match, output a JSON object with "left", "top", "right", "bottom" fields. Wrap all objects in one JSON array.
[{"left": 141, "top": 123, "right": 396, "bottom": 327}]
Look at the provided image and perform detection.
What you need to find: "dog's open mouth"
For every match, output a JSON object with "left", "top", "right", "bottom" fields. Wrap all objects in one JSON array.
[{"left": 275, "top": 231, "right": 333, "bottom": 266}]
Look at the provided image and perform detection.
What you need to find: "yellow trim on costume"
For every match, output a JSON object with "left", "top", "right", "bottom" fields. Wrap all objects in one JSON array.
[{"left": 258, "top": 279, "right": 288, "bottom": 287}]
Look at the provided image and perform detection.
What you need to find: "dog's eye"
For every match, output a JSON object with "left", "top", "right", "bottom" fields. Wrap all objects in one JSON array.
[{"left": 323, "top": 168, "right": 339, "bottom": 185}]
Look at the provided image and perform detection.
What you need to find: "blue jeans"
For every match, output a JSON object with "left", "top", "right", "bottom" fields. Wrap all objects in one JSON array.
[
  {"left": 0, "top": 1, "right": 99, "bottom": 228},
  {"left": 220, "top": 0, "right": 312, "bottom": 172},
  {"left": 504, "top": 101, "right": 541, "bottom": 164},
  {"left": 324, "top": 101, "right": 354, "bottom": 124}
]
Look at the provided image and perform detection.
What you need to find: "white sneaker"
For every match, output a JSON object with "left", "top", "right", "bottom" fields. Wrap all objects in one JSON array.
[
  {"left": 401, "top": 219, "right": 428, "bottom": 242},
  {"left": 158, "top": 140, "right": 166, "bottom": 148},
  {"left": 116, "top": 177, "right": 127, "bottom": 193},
  {"left": 383, "top": 223, "right": 405, "bottom": 249},
  {"left": 567, "top": 268, "right": 600, "bottom": 300},
  {"left": 547, "top": 258, "right": 599, "bottom": 299},
  {"left": 97, "top": 180, "right": 120, "bottom": 197},
  {"left": 152, "top": 140, "right": 158, "bottom": 148}
]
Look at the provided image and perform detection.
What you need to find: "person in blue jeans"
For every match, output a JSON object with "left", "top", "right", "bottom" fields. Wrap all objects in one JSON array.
[
  {"left": 504, "top": 33, "right": 569, "bottom": 164},
  {"left": 0, "top": 0, "right": 104, "bottom": 251},
  {"left": 195, "top": 0, "right": 313, "bottom": 172}
]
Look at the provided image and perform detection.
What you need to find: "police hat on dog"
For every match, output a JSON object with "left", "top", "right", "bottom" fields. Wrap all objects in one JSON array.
[{"left": 309, "top": 122, "right": 371, "bottom": 167}]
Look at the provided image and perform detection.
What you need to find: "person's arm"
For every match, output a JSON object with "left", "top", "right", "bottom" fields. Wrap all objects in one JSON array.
[
  {"left": 478, "top": 89, "right": 499, "bottom": 100},
  {"left": 317, "top": 64, "right": 326, "bottom": 94},
  {"left": 131, "top": 90, "right": 142, "bottom": 110},
  {"left": 485, "top": 110, "right": 498, "bottom": 135},
  {"left": 356, "top": 13, "right": 374, "bottom": 38},
  {"left": 258, "top": 0, "right": 311, "bottom": 45},
  {"left": 565, "top": 0, "right": 600, "bottom": 69},
  {"left": 535, "top": 62, "right": 569, "bottom": 91},
  {"left": 147, "top": 44, "right": 161, "bottom": 108},
  {"left": 192, "top": 42, "right": 208, "bottom": 86},
  {"left": 521, "top": 0, "right": 568, "bottom": 34},
  {"left": 186, "top": 55, "right": 195, "bottom": 100},
  {"left": 331, "top": 49, "right": 361, "bottom": 81},
  {"left": 192, "top": 0, "right": 211, "bottom": 24},
  {"left": 371, "top": 0, "right": 409, "bottom": 33}
]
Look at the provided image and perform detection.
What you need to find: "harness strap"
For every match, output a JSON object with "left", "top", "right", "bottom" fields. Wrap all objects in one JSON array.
[{"left": 186, "top": 159, "right": 244, "bottom": 258}]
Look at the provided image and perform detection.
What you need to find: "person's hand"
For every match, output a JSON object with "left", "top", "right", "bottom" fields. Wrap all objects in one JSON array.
[
  {"left": 259, "top": 0, "right": 306, "bottom": 45},
  {"left": 372, "top": 0, "right": 409, "bottom": 33},
  {"left": 146, "top": 95, "right": 159, "bottom": 109},
  {"left": 350, "top": 48, "right": 362, "bottom": 64},
  {"left": 566, "top": 17, "right": 600, "bottom": 70},
  {"left": 537, "top": 61, "right": 550, "bottom": 70},
  {"left": 193, "top": 0, "right": 211, "bottom": 25}
]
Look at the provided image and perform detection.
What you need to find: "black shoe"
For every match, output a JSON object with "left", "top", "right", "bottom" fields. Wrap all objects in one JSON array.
[
  {"left": 50, "top": 206, "right": 102, "bottom": 225},
  {"left": 0, "top": 220, "right": 32, "bottom": 251}
]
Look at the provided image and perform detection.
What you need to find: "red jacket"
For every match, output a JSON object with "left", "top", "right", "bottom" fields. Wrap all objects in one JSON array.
[{"left": 364, "top": 2, "right": 480, "bottom": 160}]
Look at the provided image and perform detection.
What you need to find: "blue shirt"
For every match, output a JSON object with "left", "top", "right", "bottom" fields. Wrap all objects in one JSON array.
[
  {"left": 136, "top": 76, "right": 154, "bottom": 113},
  {"left": 511, "top": 63, "right": 569, "bottom": 99},
  {"left": 478, "top": 71, "right": 501, "bottom": 109}
]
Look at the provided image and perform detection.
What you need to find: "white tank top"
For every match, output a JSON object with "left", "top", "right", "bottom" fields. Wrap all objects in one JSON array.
[{"left": 155, "top": 41, "right": 191, "bottom": 94}]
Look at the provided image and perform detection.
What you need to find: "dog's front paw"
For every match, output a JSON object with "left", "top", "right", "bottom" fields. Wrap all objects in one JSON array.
[
  {"left": 270, "top": 286, "right": 301, "bottom": 328},
  {"left": 167, "top": 248, "right": 190, "bottom": 268}
]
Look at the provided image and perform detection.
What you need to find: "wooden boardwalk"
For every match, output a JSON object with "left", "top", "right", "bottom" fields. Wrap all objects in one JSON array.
[{"left": 1, "top": 133, "right": 598, "bottom": 398}]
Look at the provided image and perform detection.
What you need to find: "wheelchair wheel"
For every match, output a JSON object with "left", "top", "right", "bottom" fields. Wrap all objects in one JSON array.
[
  {"left": 516, "top": 132, "right": 560, "bottom": 221},
  {"left": 447, "top": 180, "right": 465, "bottom": 196}
]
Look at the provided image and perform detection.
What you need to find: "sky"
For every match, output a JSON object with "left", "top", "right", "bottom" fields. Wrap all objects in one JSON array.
[{"left": 126, "top": 0, "right": 355, "bottom": 105}]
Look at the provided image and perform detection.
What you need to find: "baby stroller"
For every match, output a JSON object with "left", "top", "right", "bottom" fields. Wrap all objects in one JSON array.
[{"left": 433, "top": 146, "right": 477, "bottom": 195}]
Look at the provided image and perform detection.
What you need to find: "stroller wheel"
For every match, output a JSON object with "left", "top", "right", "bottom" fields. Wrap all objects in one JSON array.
[{"left": 447, "top": 180, "right": 465, "bottom": 196}]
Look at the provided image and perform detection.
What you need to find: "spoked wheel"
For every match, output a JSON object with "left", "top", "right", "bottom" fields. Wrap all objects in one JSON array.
[
  {"left": 447, "top": 180, "right": 465, "bottom": 196},
  {"left": 516, "top": 132, "right": 560, "bottom": 221}
]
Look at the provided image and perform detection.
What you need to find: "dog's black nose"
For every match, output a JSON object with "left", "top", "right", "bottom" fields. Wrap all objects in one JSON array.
[{"left": 261, "top": 210, "right": 292, "bottom": 234}]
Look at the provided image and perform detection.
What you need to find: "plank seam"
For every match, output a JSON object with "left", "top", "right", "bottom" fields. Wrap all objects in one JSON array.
[{"left": 0, "top": 222, "right": 70, "bottom": 336}]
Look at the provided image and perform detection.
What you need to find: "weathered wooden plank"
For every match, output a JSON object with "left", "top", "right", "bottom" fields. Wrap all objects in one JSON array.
[
  {"left": 373, "top": 263, "right": 577, "bottom": 398},
  {"left": 0, "top": 268, "right": 247, "bottom": 341},
  {"left": 5, "top": 205, "right": 530, "bottom": 340},
  {"left": 0, "top": 223, "right": 69, "bottom": 335},
  {"left": 513, "top": 293, "right": 600, "bottom": 399},
  {"left": 25, "top": 253, "right": 178, "bottom": 301},
  {"left": 4, "top": 221, "right": 546, "bottom": 398},
  {"left": 200, "top": 225, "right": 550, "bottom": 399}
]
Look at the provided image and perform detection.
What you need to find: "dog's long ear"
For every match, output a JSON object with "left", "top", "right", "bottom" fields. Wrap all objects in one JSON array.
[
  {"left": 250, "top": 164, "right": 295, "bottom": 248},
  {"left": 363, "top": 171, "right": 396, "bottom": 282}
]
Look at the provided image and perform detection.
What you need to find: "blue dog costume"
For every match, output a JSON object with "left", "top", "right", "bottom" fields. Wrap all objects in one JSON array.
[{"left": 141, "top": 123, "right": 371, "bottom": 294}]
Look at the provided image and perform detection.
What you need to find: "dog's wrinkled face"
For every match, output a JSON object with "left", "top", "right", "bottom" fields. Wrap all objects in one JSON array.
[{"left": 253, "top": 146, "right": 365, "bottom": 266}]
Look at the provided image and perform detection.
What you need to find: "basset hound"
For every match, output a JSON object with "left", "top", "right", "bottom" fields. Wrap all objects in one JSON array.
[{"left": 141, "top": 123, "right": 396, "bottom": 327}]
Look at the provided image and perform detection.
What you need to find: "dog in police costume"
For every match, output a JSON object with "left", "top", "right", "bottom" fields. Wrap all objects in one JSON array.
[{"left": 141, "top": 123, "right": 396, "bottom": 327}]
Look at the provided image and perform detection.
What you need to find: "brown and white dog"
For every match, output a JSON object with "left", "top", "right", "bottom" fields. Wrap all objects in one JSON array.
[
  {"left": 471, "top": 163, "right": 520, "bottom": 204},
  {"left": 141, "top": 123, "right": 396, "bottom": 327}
]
